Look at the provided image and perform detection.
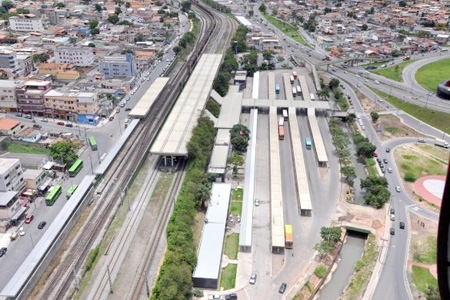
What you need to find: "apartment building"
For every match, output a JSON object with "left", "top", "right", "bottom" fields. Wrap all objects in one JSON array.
[
  {"left": 98, "top": 53, "right": 136, "bottom": 79},
  {"left": 16, "top": 53, "right": 34, "bottom": 76},
  {"left": 43, "top": 90, "right": 99, "bottom": 124},
  {"left": 9, "top": 14, "right": 49, "bottom": 32},
  {"left": 0, "top": 80, "right": 18, "bottom": 111},
  {"left": 54, "top": 47, "right": 95, "bottom": 67},
  {"left": 0, "top": 50, "right": 20, "bottom": 77},
  {"left": 0, "top": 159, "right": 25, "bottom": 192},
  {"left": 16, "top": 80, "right": 52, "bottom": 114}
]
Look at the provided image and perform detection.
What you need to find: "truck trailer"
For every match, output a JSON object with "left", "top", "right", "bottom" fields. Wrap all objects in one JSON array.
[{"left": 434, "top": 138, "right": 449, "bottom": 148}]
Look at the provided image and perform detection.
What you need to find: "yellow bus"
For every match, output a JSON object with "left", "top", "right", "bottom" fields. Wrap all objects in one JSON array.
[{"left": 285, "top": 224, "right": 293, "bottom": 249}]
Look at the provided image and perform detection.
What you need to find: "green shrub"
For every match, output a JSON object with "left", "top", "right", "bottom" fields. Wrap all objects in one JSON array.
[
  {"left": 404, "top": 172, "right": 417, "bottom": 182},
  {"left": 85, "top": 247, "right": 99, "bottom": 273},
  {"left": 314, "top": 265, "right": 327, "bottom": 278}
]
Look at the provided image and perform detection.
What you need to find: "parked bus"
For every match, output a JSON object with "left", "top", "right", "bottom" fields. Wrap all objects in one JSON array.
[
  {"left": 296, "top": 85, "right": 302, "bottom": 94},
  {"left": 278, "top": 117, "right": 284, "bottom": 126},
  {"left": 275, "top": 83, "right": 280, "bottom": 94},
  {"left": 282, "top": 109, "right": 288, "bottom": 121},
  {"left": 310, "top": 93, "right": 315, "bottom": 100},
  {"left": 290, "top": 75, "right": 294, "bottom": 84},
  {"left": 45, "top": 185, "right": 62, "bottom": 206},
  {"left": 68, "top": 159, "right": 83, "bottom": 177},
  {"left": 66, "top": 184, "right": 78, "bottom": 199},
  {"left": 278, "top": 125, "right": 285, "bottom": 140},
  {"left": 292, "top": 71, "right": 298, "bottom": 79},
  {"left": 305, "top": 137, "right": 312, "bottom": 150},
  {"left": 285, "top": 224, "right": 293, "bottom": 249},
  {"left": 88, "top": 136, "right": 97, "bottom": 151},
  {"left": 292, "top": 87, "right": 297, "bottom": 97}
]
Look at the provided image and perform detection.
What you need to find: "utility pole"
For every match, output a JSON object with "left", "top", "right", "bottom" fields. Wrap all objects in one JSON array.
[{"left": 107, "top": 264, "right": 113, "bottom": 294}]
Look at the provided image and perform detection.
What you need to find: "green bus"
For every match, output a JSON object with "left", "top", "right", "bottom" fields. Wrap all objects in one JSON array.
[
  {"left": 88, "top": 136, "right": 97, "bottom": 151},
  {"left": 45, "top": 185, "right": 62, "bottom": 206},
  {"left": 66, "top": 184, "right": 78, "bottom": 199},
  {"left": 68, "top": 159, "right": 83, "bottom": 177}
]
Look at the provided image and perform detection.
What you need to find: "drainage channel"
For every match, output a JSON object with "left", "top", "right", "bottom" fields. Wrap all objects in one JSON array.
[{"left": 317, "top": 230, "right": 367, "bottom": 300}]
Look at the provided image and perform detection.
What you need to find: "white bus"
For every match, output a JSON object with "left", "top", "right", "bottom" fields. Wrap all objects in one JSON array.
[
  {"left": 278, "top": 117, "right": 284, "bottom": 126},
  {"left": 290, "top": 76, "right": 294, "bottom": 84},
  {"left": 282, "top": 109, "right": 288, "bottom": 121},
  {"left": 296, "top": 85, "right": 302, "bottom": 94},
  {"left": 292, "top": 87, "right": 297, "bottom": 97},
  {"left": 310, "top": 93, "right": 315, "bottom": 100}
]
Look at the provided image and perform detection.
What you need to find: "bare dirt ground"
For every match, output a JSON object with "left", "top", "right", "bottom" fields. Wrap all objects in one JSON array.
[
  {"left": 377, "top": 114, "right": 425, "bottom": 141},
  {"left": 359, "top": 96, "right": 384, "bottom": 114}
]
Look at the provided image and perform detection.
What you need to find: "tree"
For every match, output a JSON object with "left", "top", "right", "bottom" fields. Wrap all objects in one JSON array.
[
  {"left": 357, "top": 141, "right": 377, "bottom": 158},
  {"left": 94, "top": 4, "right": 102, "bottom": 12},
  {"left": 370, "top": 111, "right": 379, "bottom": 123},
  {"left": 91, "top": 28, "right": 100, "bottom": 35},
  {"left": 55, "top": 2, "right": 65, "bottom": 8},
  {"left": 89, "top": 19, "right": 99, "bottom": 30},
  {"left": 341, "top": 166, "right": 356, "bottom": 183},
  {"left": 231, "top": 135, "right": 249, "bottom": 153},
  {"left": 49, "top": 141, "right": 78, "bottom": 164},
  {"left": 107, "top": 14, "right": 119, "bottom": 24},
  {"left": 32, "top": 53, "right": 49, "bottom": 63},
  {"left": 320, "top": 227, "right": 341, "bottom": 243},
  {"left": 181, "top": 1, "right": 191, "bottom": 12},
  {"left": 115, "top": 7, "right": 122, "bottom": 15},
  {"left": 346, "top": 113, "right": 356, "bottom": 124},
  {"left": 258, "top": 3, "right": 266, "bottom": 13},
  {"left": 362, "top": 24, "right": 368, "bottom": 31},
  {"left": 329, "top": 78, "right": 340, "bottom": 89},
  {"left": 125, "top": 2, "right": 131, "bottom": 8},
  {"left": 2, "top": 0, "right": 15, "bottom": 11},
  {"left": 230, "top": 124, "right": 250, "bottom": 140},
  {"left": 424, "top": 285, "right": 440, "bottom": 300},
  {"left": 88, "top": 43, "right": 96, "bottom": 47}
]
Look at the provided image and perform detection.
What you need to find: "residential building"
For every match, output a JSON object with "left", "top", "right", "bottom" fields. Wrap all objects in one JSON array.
[
  {"left": 38, "top": 62, "right": 80, "bottom": 80},
  {"left": 16, "top": 80, "right": 52, "bottom": 115},
  {"left": 9, "top": 14, "right": 49, "bottom": 32},
  {"left": 0, "top": 80, "right": 18, "bottom": 111},
  {"left": 0, "top": 118, "right": 22, "bottom": 136},
  {"left": 23, "top": 169, "right": 46, "bottom": 190},
  {"left": 0, "top": 159, "right": 25, "bottom": 192},
  {"left": 54, "top": 47, "right": 95, "bottom": 67},
  {"left": 16, "top": 53, "right": 34, "bottom": 76},
  {"left": 0, "top": 191, "right": 21, "bottom": 224},
  {"left": 13, "top": 128, "right": 42, "bottom": 143},
  {"left": 98, "top": 53, "right": 136, "bottom": 79},
  {"left": 0, "top": 50, "right": 20, "bottom": 77},
  {"left": 46, "top": 8, "right": 68, "bottom": 25},
  {"left": 43, "top": 90, "right": 99, "bottom": 124}
]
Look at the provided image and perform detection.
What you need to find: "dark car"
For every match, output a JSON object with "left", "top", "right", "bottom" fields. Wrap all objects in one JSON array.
[
  {"left": 383, "top": 158, "right": 388, "bottom": 164},
  {"left": 279, "top": 283, "right": 287, "bottom": 294},
  {"left": 24, "top": 114, "right": 32, "bottom": 119},
  {"left": 33, "top": 124, "right": 42, "bottom": 129},
  {"left": 225, "top": 293, "right": 237, "bottom": 300},
  {"left": 399, "top": 222, "right": 405, "bottom": 229},
  {"left": 38, "top": 221, "right": 47, "bottom": 229},
  {"left": 390, "top": 228, "right": 395, "bottom": 235},
  {"left": 65, "top": 123, "right": 73, "bottom": 127},
  {"left": 386, "top": 148, "right": 390, "bottom": 153},
  {"left": 125, "top": 108, "right": 132, "bottom": 111},
  {"left": 15, "top": 112, "right": 22, "bottom": 117},
  {"left": 0, "top": 247, "right": 6, "bottom": 257}
]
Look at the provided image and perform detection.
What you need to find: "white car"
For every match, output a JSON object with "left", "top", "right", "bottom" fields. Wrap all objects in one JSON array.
[
  {"left": 119, "top": 102, "right": 125, "bottom": 107},
  {"left": 19, "top": 227, "right": 25, "bottom": 236},
  {"left": 395, "top": 186, "right": 401, "bottom": 192},
  {"left": 254, "top": 199, "right": 260, "bottom": 206}
]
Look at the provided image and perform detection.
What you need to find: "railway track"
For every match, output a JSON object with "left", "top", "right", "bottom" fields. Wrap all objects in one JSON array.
[{"left": 35, "top": 1, "right": 228, "bottom": 299}]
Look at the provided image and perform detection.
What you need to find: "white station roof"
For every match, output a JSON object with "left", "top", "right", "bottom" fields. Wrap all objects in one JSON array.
[{"left": 150, "top": 54, "right": 223, "bottom": 156}]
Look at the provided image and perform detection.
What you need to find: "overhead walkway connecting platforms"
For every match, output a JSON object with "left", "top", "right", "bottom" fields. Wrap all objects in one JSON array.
[
  {"left": 210, "top": 89, "right": 224, "bottom": 105},
  {"left": 129, "top": 77, "right": 170, "bottom": 118},
  {"left": 150, "top": 54, "right": 223, "bottom": 157},
  {"left": 269, "top": 106, "right": 285, "bottom": 253},
  {"left": 215, "top": 85, "right": 242, "bottom": 129},
  {"left": 307, "top": 108, "right": 329, "bottom": 166},
  {"left": 288, "top": 108, "right": 312, "bottom": 216},
  {"left": 239, "top": 108, "right": 258, "bottom": 252},
  {"left": 241, "top": 98, "right": 330, "bottom": 109}
]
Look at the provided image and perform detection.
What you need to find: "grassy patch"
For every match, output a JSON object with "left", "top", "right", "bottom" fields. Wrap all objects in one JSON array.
[
  {"left": 415, "top": 58, "right": 450, "bottom": 91},
  {"left": 412, "top": 236, "right": 437, "bottom": 264},
  {"left": 224, "top": 233, "right": 239, "bottom": 260},
  {"left": 220, "top": 264, "right": 237, "bottom": 290},
  {"left": 365, "top": 158, "right": 377, "bottom": 177},
  {"left": 384, "top": 126, "right": 399, "bottom": 135},
  {"left": 230, "top": 188, "right": 243, "bottom": 215},
  {"left": 411, "top": 265, "right": 438, "bottom": 293},
  {"left": 369, "top": 87, "right": 450, "bottom": 134},
  {"left": 344, "top": 234, "right": 378, "bottom": 299},
  {"left": 263, "top": 13, "right": 308, "bottom": 46},
  {"left": 395, "top": 145, "right": 447, "bottom": 182},
  {"left": 372, "top": 60, "right": 416, "bottom": 82},
  {"left": 4, "top": 142, "right": 51, "bottom": 155}
]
